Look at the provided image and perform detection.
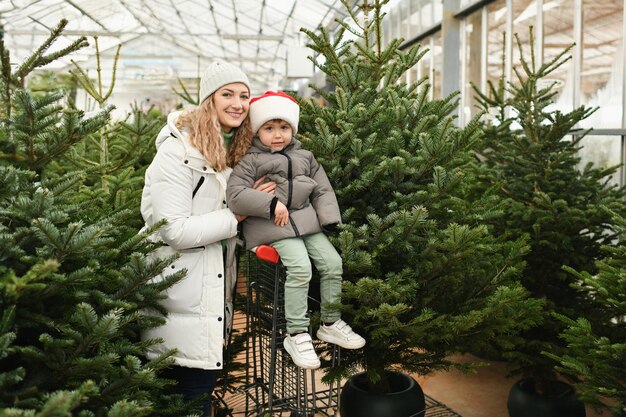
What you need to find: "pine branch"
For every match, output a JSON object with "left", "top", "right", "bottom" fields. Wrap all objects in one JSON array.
[
  {"left": 14, "top": 20, "right": 88, "bottom": 85},
  {"left": 172, "top": 77, "right": 198, "bottom": 105},
  {"left": 102, "top": 44, "right": 121, "bottom": 102},
  {"left": 0, "top": 37, "right": 12, "bottom": 121},
  {"left": 69, "top": 60, "right": 100, "bottom": 99}
]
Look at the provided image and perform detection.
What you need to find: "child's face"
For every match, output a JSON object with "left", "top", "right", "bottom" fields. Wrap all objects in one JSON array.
[{"left": 257, "top": 119, "right": 293, "bottom": 151}]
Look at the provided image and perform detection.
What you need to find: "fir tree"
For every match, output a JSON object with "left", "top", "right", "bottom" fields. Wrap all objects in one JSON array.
[
  {"left": 545, "top": 208, "right": 626, "bottom": 416},
  {"left": 67, "top": 36, "right": 147, "bottom": 195},
  {"left": 298, "top": 0, "right": 541, "bottom": 393},
  {"left": 469, "top": 30, "right": 626, "bottom": 391},
  {"left": 0, "top": 20, "right": 194, "bottom": 416},
  {"left": 55, "top": 104, "right": 165, "bottom": 227}
]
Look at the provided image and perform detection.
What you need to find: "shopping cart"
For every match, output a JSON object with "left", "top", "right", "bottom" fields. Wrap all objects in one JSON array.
[
  {"left": 213, "top": 244, "right": 341, "bottom": 417},
  {"left": 213, "top": 244, "right": 462, "bottom": 417}
]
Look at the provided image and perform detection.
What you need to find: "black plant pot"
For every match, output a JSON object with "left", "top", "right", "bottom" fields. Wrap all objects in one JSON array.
[
  {"left": 340, "top": 371, "right": 426, "bottom": 417},
  {"left": 507, "top": 377, "right": 585, "bottom": 417}
]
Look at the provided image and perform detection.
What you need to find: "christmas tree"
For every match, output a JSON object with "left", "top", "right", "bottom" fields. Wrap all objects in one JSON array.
[
  {"left": 545, "top": 208, "right": 626, "bottom": 416},
  {"left": 0, "top": 20, "right": 194, "bottom": 416},
  {"left": 298, "top": 0, "right": 540, "bottom": 393},
  {"left": 469, "top": 30, "right": 626, "bottom": 391}
]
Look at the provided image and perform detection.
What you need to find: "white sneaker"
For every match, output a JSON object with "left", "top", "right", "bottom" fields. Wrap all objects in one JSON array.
[
  {"left": 317, "top": 319, "right": 366, "bottom": 349},
  {"left": 283, "top": 333, "right": 320, "bottom": 369}
]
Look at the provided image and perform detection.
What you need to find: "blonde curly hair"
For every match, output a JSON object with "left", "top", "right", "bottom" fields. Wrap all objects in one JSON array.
[{"left": 176, "top": 96, "right": 253, "bottom": 171}]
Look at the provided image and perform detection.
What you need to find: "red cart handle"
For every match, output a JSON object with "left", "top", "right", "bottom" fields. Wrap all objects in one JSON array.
[{"left": 255, "top": 244, "right": 280, "bottom": 264}]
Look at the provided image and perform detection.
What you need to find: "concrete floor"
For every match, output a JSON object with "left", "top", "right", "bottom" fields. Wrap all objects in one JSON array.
[{"left": 412, "top": 354, "right": 607, "bottom": 417}]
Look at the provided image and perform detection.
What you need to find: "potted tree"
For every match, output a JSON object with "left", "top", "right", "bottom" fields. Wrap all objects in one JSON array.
[
  {"left": 468, "top": 30, "right": 626, "bottom": 417},
  {"left": 298, "top": 1, "right": 541, "bottom": 416},
  {"left": 546, "top": 208, "right": 626, "bottom": 417}
]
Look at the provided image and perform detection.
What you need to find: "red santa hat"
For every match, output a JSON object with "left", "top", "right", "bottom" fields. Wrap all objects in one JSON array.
[{"left": 249, "top": 91, "right": 300, "bottom": 135}]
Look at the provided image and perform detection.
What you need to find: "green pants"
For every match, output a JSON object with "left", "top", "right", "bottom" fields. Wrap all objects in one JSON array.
[{"left": 270, "top": 232, "right": 343, "bottom": 334}]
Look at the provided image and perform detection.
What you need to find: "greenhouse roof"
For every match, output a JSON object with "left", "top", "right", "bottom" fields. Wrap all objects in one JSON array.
[{"left": 0, "top": 0, "right": 359, "bottom": 101}]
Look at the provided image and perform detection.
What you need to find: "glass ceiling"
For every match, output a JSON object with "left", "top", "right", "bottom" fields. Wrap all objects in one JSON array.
[{"left": 0, "top": 0, "right": 359, "bottom": 99}]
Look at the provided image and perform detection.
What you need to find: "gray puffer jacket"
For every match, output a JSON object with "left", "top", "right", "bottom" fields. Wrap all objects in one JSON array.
[{"left": 227, "top": 137, "right": 341, "bottom": 249}]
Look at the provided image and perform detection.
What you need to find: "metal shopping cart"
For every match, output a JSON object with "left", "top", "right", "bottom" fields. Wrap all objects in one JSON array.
[
  {"left": 213, "top": 245, "right": 462, "bottom": 417},
  {"left": 213, "top": 244, "right": 341, "bottom": 417}
]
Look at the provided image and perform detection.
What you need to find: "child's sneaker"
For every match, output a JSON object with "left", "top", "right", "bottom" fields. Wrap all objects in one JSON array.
[
  {"left": 283, "top": 333, "right": 321, "bottom": 369},
  {"left": 316, "top": 319, "right": 366, "bottom": 349}
]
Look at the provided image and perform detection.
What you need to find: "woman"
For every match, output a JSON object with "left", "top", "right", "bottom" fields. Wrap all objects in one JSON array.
[{"left": 140, "top": 60, "right": 268, "bottom": 416}]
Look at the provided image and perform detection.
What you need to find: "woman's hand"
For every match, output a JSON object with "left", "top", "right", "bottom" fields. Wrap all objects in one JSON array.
[
  {"left": 274, "top": 201, "right": 289, "bottom": 227},
  {"left": 253, "top": 175, "right": 276, "bottom": 194},
  {"left": 235, "top": 214, "right": 247, "bottom": 223}
]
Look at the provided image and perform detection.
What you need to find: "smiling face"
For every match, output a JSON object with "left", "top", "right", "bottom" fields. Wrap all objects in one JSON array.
[
  {"left": 257, "top": 119, "right": 293, "bottom": 151},
  {"left": 212, "top": 82, "right": 250, "bottom": 132}
]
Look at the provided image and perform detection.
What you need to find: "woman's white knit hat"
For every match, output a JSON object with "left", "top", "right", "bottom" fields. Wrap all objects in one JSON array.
[
  {"left": 199, "top": 60, "right": 250, "bottom": 105},
  {"left": 249, "top": 91, "right": 300, "bottom": 135}
]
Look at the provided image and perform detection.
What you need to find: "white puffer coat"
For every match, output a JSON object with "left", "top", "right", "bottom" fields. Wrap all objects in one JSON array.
[{"left": 140, "top": 111, "right": 238, "bottom": 370}]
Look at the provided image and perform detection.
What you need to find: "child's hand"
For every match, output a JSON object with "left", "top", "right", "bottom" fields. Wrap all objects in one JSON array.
[
  {"left": 274, "top": 201, "right": 289, "bottom": 227},
  {"left": 253, "top": 175, "right": 276, "bottom": 194}
]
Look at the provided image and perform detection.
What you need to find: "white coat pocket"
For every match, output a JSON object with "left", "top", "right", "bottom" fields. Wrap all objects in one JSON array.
[{"left": 157, "top": 246, "right": 206, "bottom": 314}]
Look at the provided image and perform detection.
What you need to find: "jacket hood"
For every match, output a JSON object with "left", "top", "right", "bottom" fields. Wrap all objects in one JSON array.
[
  {"left": 248, "top": 136, "right": 302, "bottom": 154},
  {"left": 155, "top": 111, "right": 185, "bottom": 149}
]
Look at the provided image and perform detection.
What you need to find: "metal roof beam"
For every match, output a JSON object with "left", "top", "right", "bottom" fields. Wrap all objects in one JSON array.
[
  {"left": 269, "top": 0, "right": 297, "bottom": 74},
  {"left": 230, "top": 0, "right": 242, "bottom": 57},
  {"left": 118, "top": 0, "right": 213, "bottom": 63},
  {"left": 167, "top": 0, "right": 203, "bottom": 52},
  {"left": 207, "top": 0, "right": 227, "bottom": 59},
  {"left": 63, "top": 0, "right": 108, "bottom": 31}
]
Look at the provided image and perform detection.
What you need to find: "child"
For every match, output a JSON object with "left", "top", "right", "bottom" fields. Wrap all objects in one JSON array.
[{"left": 226, "top": 91, "right": 365, "bottom": 369}]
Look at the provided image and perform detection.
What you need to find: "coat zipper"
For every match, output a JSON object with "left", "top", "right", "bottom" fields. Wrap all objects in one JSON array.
[
  {"left": 289, "top": 217, "right": 300, "bottom": 236},
  {"left": 163, "top": 175, "right": 206, "bottom": 249},
  {"left": 192, "top": 176, "right": 205, "bottom": 198},
  {"left": 280, "top": 151, "right": 294, "bottom": 208},
  {"left": 280, "top": 151, "right": 299, "bottom": 236}
]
